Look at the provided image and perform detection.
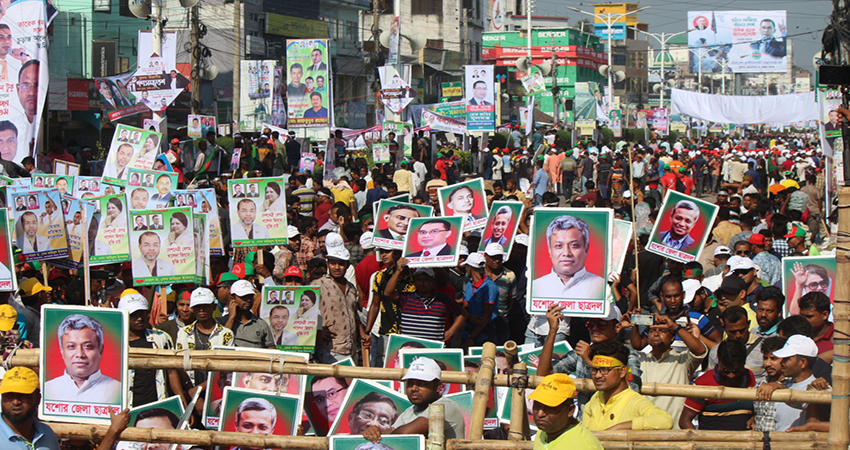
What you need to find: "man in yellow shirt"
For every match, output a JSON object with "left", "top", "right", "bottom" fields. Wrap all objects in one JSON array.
[
  {"left": 583, "top": 342, "right": 673, "bottom": 431},
  {"left": 394, "top": 160, "right": 413, "bottom": 195},
  {"left": 529, "top": 373, "right": 603, "bottom": 450}
]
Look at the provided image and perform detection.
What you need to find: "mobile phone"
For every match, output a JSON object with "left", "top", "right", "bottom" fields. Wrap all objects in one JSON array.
[{"left": 632, "top": 314, "right": 653, "bottom": 326}]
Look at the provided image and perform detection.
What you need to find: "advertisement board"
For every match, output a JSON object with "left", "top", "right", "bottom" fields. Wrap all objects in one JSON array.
[{"left": 687, "top": 11, "right": 788, "bottom": 73}]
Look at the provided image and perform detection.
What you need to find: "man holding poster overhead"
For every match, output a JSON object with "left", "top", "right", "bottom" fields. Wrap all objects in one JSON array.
[{"left": 531, "top": 215, "right": 605, "bottom": 299}]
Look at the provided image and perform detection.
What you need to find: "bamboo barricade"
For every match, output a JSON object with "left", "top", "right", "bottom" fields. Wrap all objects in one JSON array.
[
  {"left": 5, "top": 348, "right": 833, "bottom": 404},
  {"left": 428, "top": 402, "right": 445, "bottom": 450},
  {"left": 830, "top": 186, "right": 850, "bottom": 450},
  {"left": 508, "top": 361, "right": 529, "bottom": 441},
  {"left": 468, "top": 342, "right": 496, "bottom": 440}
]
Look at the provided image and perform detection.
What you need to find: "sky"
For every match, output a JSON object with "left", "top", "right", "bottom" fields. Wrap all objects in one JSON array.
[{"left": 535, "top": 0, "right": 833, "bottom": 72}]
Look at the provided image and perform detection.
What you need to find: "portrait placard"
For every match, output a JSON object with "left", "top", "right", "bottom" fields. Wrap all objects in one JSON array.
[
  {"left": 373, "top": 200, "right": 433, "bottom": 250},
  {"left": 401, "top": 216, "right": 464, "bottom": 268},
  {"left": 782, "top": 255, "right": 836, "bottom": 317},
  {"left": 305, "top": 358, "right": 356, "bottom": 436},
  {"left": 646, "top": 190, "right": 719, "bottom": 263},
  {"left": 228, "top": 177, "right": 289, "bottom": 247},
  {"left": 40, "top": 305, "right": 128, "bottom": 424},
  {"left": 12, "top": 189, "right": 70, "bottom": 261},
  {"left": 526, "top": 208, "right": 612, "bottom": 317},
  {"left": 384, "top": 334, "right": 443, "bottom": 391},
  {"left": 327, "top": 379, "right": 412, "bottom": 435},
  {"left": 59, "top": 195, "right": 95, "bottom": 268},
  {"left": 103, "top": 124, "right": 162, "bottom": 185},
  {"left": 33, "top": 174, "right": 74, "bottom": 196},
  {"left": 218, "top": 387, "right": 301, "bottom": 437},
  {"left": 128, "top": 207, "right": 195, "bottom": 286},
  {"left": 0, "top": 209, "right": 15, "bottom": 290},
  {"left": 74, "top": 176, "right": 105, "bottom": 199},
  {"left": 173, "top": 188, "right": 224, "bottom": 256},
  {"left": 329, "top": 435, "right": 424, "bottom": 450},
  {"left": 610, "top": 219, "right": 634, "bottom": 276},
  {"left": 91, "top": 193, "right": 131, "bottom": 265},
  {"left": 477, "top": 200, "right": 523, "bottom": 256},
  {"left": 437, "top": 178, "right": 489, "bottom": 231},
  {"left": 116, "top": 396, "right": 185, "bottom": 449},
  {"left": 399, "top": 348, "right": 465, "bottom": 395},
  {"left": 187, "top": 115, "right": 216, "bottom": 138},
  {"left": 123, "top": 168, "right": 177, "bottom": 210},
  {"left": 260, "top": 286, "right": 320, "bottom": 352}
]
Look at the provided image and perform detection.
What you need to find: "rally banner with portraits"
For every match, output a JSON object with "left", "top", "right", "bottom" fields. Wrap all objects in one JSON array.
[
  {"left": 437, "top": 178, "right": 489, "bottom": 231},
  {"left": 103, "top": 124, "right": 162, "bottom": 185},
  {"left": 173, "top": 188, "right": 224, "bottom": 256},
  {"left": 328, "top": 379, "right": 412, "bottom": 436},
  {"left": 378, "top": 65, "right": 414, "bottom": 115},
  {"left": 477, "top": 200, "right": 523, "bottom": 256},
  {"left": 646, "top": 190, "right": 719, "bottom": 263},
  {"left": 387, "top": 16, "right": 401, "bottom": 65},
  {"left": 819, "top": 89, "right": 842, "bottom": 157},
  {"left": 218, "top": 387, "right": 301, "bottom": 436},
  {"left": 421, "top": 108, "right": 466, "bottom": 134},
  {"left": 0, "top": 0, "right": 56, "bottom": 164},
  {"left": 58, "top": 195, "right": 94, "bottom": 269},
  {"left": 260, "top": 286, "right": 321, "bottom": 352},
  {"left": 373, "top": 199, "right": 433, "bottom": 250},
  {"left": 123, "top": 168, "right": 177, "bottom": 210},
  {"left": 382, "top": 121, "right": 413, "bottom": 157},
  {"left": 399, "top": 348, "right": 465, "bottom": 395},
  {"left": 116, "top": 396, "right": 186, "bottom": 450},
  {"left": 330, "top": 435, "right": 425, "bottom": 450},
  {"left": 187, "top": 115, "right": 216, "bottom": 139},
  {"left": 687, "top": 10, "right": 788, "bottom": 74},
  {"left": 526, "top": 208, "right": 612, "bottom": 317},
  {"left": 465, "top": 65, "right": 496, "bottom": 132},
  {"left": 40, "top": 305, "right": 128, "bottom": 424},
  {"left": 227, "top": 177, "right": 289, "bottom": 247},
  {"left": 74, "top": 176, "right": 104, "bottom": 198},
  {"left": 286, "top": 39, "right": 330, "bottom": 128},
  {"left": 402, "top": 215, "right": 464, "bottom": 268},
  {"left": 91, "top": 193, "right": 131, "bottom": 265},
  {"left": 782, "top": 255, "right": 836, "bottom": 317},
  {"left": 128, "top": 207, "right": 195, "bottom": 286},
  {"left": 33, "top": 174, "right": 73, "bottom": 196},
  {"left": 12, "top": 189, "right": 70, "bottom": 261},
  {"left": 0, "top": 209, "right": 15, "bottom": 290}
]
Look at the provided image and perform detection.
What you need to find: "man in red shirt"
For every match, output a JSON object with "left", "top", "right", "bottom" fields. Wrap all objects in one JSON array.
[
  {"left": 797, "top": 292, "right": 834, "bottom": 363},
  {"left": 355, "top": 232, "right": 384, "bottom": 306},
  {"left": 660, "top": 164, "right": 678, "bottom": 193}
]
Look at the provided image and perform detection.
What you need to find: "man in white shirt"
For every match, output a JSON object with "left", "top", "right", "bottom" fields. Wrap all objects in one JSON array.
[
  {"left": 232, "top": 199, "right": 270, "bottom": 241},
  {"left": 767, "top": 335, "right": 818, "bottom": 431},
  {"left": 268, "top": 305, "right": 298, "bottom": 346},
  {"left": 43, "top": 314, "right": 122, "bottom": 403},
  {"left": 132, "top": 232, "right": 177, "bottom": 278},
  {"left": 531, "top": 214, "right": 605, "bottom": 299}
]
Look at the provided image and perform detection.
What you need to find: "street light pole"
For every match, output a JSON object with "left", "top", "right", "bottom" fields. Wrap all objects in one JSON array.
[
  {"left": 630, "top": 28, "right": 691, "bottom": 108},
  {"left": 567, "top": 6, "right": 650, "bottom": 110}
]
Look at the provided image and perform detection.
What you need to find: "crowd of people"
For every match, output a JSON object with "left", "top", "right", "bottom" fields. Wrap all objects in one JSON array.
[{"left": 0, "top": 120, "right": 839, "bottom": 450}]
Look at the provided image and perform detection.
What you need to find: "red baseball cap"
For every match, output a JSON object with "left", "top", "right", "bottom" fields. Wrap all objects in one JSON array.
[
  {"left": 748, "top": 234, "right": 766, "bottom": 246},
  {"left": 284, "top": 266, "right": 304, "bottom": 279},
  {"left": 171, "top": 138, "right": 180, "bottom": 144}
]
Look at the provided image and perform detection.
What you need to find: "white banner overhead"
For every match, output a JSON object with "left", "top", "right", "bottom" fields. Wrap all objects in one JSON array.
[{"left": 669, "top": 88, "right": 818, "bottom": 124}]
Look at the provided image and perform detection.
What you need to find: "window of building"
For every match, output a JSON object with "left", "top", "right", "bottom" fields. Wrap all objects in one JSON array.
[
  {"left": 412, "top": 0, "right": 441, "bottom": 15},
  {"left": 612, "top": 54, "right": 626, "bottom": 66},
  {"left": 377, "top": 0, "right": 393, "bottom": 13}
]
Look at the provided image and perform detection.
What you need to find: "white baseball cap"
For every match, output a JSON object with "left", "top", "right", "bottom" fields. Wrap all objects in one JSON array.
[
  {"left": 326, "top": 232, "right": 345, "bottom": 248},
  {"left": 601, "top": 304, "right": 623, "bottom": 322},
  {"left": 461, "top": 252, "right": 486, "bottom": 269},
  {"left": 327, "top": 245, "right": 350, "bottom": 261},
  {"left": 117, "top": 293, "right": 148, "bottom": 313},
  {"left": 714, "top": 246, "right": 732, "bottom": 256},
  {"left": 515, "top": 234, "right": 529, "bottom": 247},
  {"left": 773, "top": 335, "right": 819, "bottom": 358},
  {"left": 359, "top": 232, "right": 375, "bottom": 250},
  {"left": 682, "top": 279, "right": 702, "bottom": 304},
  {"left": 484, "top": 243, "right": 505, "bottom": 257},
  {"left": 231, "top": 280, "right": 255, "bottom": 297},
  {"left": 190, "top": 287, "right": 216, "bottom": 307},
  {"left": 459, "top": 244, "right": 470, "bottom": 257},
  {"left": 730, "top": 257, "right": 755, "bottom": 272},
  {"left": 287, "top": 225, "right": 300, "bottom": 238},
  {"left": 402, "top": 357, "right": 442, "bottom": 382}
]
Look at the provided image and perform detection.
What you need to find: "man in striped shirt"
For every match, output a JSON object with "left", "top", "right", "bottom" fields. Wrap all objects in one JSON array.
[{"left": 396, "top": 265, "right": 465, "bottom": 344}]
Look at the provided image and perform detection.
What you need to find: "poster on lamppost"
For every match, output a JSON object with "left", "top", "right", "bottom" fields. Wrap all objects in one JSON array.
[
  {"left": 286, "top": 39, "right": 330, "bottom": 128},
  {"left": 227, "top": 177, "right": 289, "bottom": 248},
  {"left": 128, "top": 207, "right": 195, "bottom": 286},
  {"left": 239, "top": 60, "right": 281, "bottom": 132},
  {"left": 464, "top": 65, "right": 495, "bottom": 132},
  {"left": 379, "top": 65, "right": 415, "bottom": 114},
  {"left": 387, "top": 16, "right": 400, "bottom": 65},
  {"left": 687, "top": 10, "right": 788, "bottom": 74},
  {"left": 12, "top": 189, "right": 70, "bottom": 261}
]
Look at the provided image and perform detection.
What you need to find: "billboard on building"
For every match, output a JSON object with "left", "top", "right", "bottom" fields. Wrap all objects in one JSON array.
[
  {"left": 687, "top": 11, "right": 788, "bottom": 74},
  {"left": 239, "top": 60, "right": 282, "bottom": 132},
  {"left": 489, "top": 0, "right": 505, "bottom": 32}
]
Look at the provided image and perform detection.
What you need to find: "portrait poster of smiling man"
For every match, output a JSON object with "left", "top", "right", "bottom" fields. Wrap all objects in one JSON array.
[
  {"left": 12, "top": 188, "right": 70, "bottom": 261},
  {"left": 437, "top": 178, "right": 489, "bottom": 231},
  {"left": 128, "top": 207, "right": 195, "bottom": 286},
  {"left": 476, "top": 200, "right": 523, "bottom": 256},
  {"left": 260, "top": 286, "right": 321, "bottom": 352},
  {"left": 327, "top": 379, "right": 412, "bottom": 436},
  {"left": 227, "top": 177, "right": 289, "bottom": 248},
  {"left": 218, "top": 387, "right": 301, "bottom": 437},
  {"left": 40, "top": 305, "right": 128, "bottom": 424},
  {"left": 372, "top": 199, "right": 433, "bottom": 250},
  {"left": 402, "top": 216, "right": 464, "bottom": 268},
  {"left": 647, "top": 190, "right": 719, "bottom": 263},
  {"left": 527, "top": 208, "right": 612, "bottom": 317},
  {"left": 102, "top": 124, "right": 162, "bottom": 185}
]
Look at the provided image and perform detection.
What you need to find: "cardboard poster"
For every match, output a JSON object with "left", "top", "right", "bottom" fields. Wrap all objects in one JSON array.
[
  {"left": 383, "top": 334, "right": 444, "bottom": 390},
  {"left": 610, "top": 219, "right": 634, "bottom": 276},
  {"left": 91, "top": 193, "right": 131, "bottom": 265},
  {"left": 33, "top": 174, "right": 74, "bottom": 196},
  {"left": 116, "top": 396, "right": 185, "bottom": 450},
  {"left": 399, "top": 348, "right": 465, "bottom": 395},
  {"left": 194, "top": 212, "right": 210, "bottom": 285},
  {"left": 373, "top": 200, "right": 433, "bottom": 250},
  {"left": 12, "top": 189, "right": 70, "bottom": 261},
  {"left": 646, "top": 190, "right": 719, "bottom": 263},
  {"left": 329, "top": 435, "right": 424, "bottom": 450},
  {"left": 328, "top": 379, "right": 411, "bottom": 435},
  {"left": 305, "top": 358, "right": 357, "bottom": 436},
  {"left": 39, "top": 305, "right": 128, "bottom": 424},
  {"left": 187, "top": 115, "right": 216, "bottom": 139},
  {"left": 173, "top": 188, "right": 223, "bottom": 256},
  {"left": 260, "top": 286, "right": 320, "bottom": 352},
  {"left": 527, "top": 208, "right": 612, "bottom": 317},
  {"left": 59, "top": 195, "right": 94, "bottom": 268},
  {"left": 202, "top": 346, "right": 233, "bottom": 429},
  {"left": 74, "top": 176, "right": 104, "bottom": 199},
  {"left": 102, "top": 124, "right": 162, "bottom": 185},
  {"left": 122, "top": 168, "right": 177, "bottom": 211},
  {"left": 402, "top": 216, "right": 464, "bottom": 268},
  {"left": 517, "top": 341, "right": 573, "bottom": 375},
  {"left": 477, "top": 200, "right": 523, "bottom": 256},
  {"left": 286, "top": 39, "right": 330, "bottom": 128},
  {"left": 0, "top": 209, "right": 15, "bottom": 290},
  {"left": 465, "top": 65, "right": 496, "bottom": 132},
  {"left": 382, "top": 121, "right": 413, "bottom": 157},
  {"left": 300, "top": 152, "right": 318, "bottom": 173},
  {"left": 128, "top": 207, "right": 195, "bottom": 286},
  {"left": 218, "top": 387, "right": 301, "bottom": 437},
  {"left": 387, "top": 16, "right": 400, "bottom": 65},
  {"left": 231, "top": 350, "right": 309, "bottom": 401},
  {"left": 373, "top": 143, "right": 390, "bottom": 164},
  {"left": 782, "top": 255, "right": 837, "bottom": 317},
  {"left": 437, "top": 178, "right": 489, "bottom": 231},
  {"left": 227, "top": 177, "right": 289, "bottom": 248}
]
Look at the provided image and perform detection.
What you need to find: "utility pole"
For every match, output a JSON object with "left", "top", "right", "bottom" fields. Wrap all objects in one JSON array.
[
  {"left": 463, "top": 8, "right": 469, "bottom": 64},
  {"left": 190, "top": 5, "right": 200, "bottom": 114},
  {"left": 232, "top": 0, "right": 241, "bottom": 129}
]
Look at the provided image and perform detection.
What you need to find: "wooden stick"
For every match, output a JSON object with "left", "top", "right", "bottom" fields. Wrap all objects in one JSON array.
[
  {"left": 829, "top": 185, "right": 850, "bottom": 450},
  {"left": 508, "top": 362, "right": 527, "bottom": 441},
  {"left": 81, "top": 209, "right": 90, "bottom": 306},
  {"left": 159, "top": 286, "right": 167, "bottom": 317},
  {"left": 428, "top": 401, "right": 445, "bottom": 450},
  {"left": 468, "top": 342, "right": 496, "bottom": 440},
  {"left": 257, "top": 249, "right": 265, "bottom": 284},
  {"left": 448, "top": 441, "right": 828, "bottom": 450},
  {"left": 41, "top": 261, "right": 48, "bottom": 288}
]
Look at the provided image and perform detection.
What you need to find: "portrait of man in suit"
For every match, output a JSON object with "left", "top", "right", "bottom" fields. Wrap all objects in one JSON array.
[
  {"left": 659, "top": 200, "right": 700, "bottom": 251},
  {"left": 307, "top": 48, "right": 327, "bottom": 72},
  {"left": 378, "top": 204, "right": 420, "bottom": 241},
  {"left": 16, "top": 211, "right": 51, "bottom": 254},
  {"left": 693, "top": 15, "right": 709, "bottom": 30},
  {"left": 749, "top": 18, "right": 786, "bottom": 58},
  {"left": 133, "top": 231, "right": 176, "bottom": 277},
  {"left": 409, "top": 219, "right": 454, "bottom": 257},
  {"left": 133, "top": 215, "right": 148, "bottom": 231},
  {"left": 149, "top": 214, "right": 164, "bottom": 230},
  {"left": 166, "top": 70, "right": 189, "bottom": 90},
  {"left": 232, "top": 184, "right": 246, "bottom": 198},
  {"left": 468, "top": 80, "right": 492, "bottom": 106}
]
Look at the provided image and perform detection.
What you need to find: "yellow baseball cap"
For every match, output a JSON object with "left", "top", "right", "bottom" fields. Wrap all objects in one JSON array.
[
  {"left": 0, "top": 305, "right": 17, "bottom": 332},
  {"left": 20, "top": 278, "right": 51, "bottom": 297},
  {"left": 528, "top": 373, "right": 576, "bottom": 407},
  {"left": 0, "top": 367, "right": 38, "bottom": 394}
]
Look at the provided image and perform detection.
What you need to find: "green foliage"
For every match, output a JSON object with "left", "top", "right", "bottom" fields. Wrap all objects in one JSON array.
[
  {"left": 556, "top": 130, "right": 572, "bottom": 148},
  {"left": 455, "top": 149, "right": 472, "bottom": 173},
  {"left": 599, "top": 127, "right": 614, "bottom": 144},
  {"left": 488, "top": 132, "right": 509, "bottom": 149},
  {"left": 667, "top": 131, "right": 679, "bottom": 144}
]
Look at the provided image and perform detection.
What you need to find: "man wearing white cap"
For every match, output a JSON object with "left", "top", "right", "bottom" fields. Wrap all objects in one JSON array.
[
  {"left": 176, "top": 288, "right": 234, "bottom": 386},
  {"left": 362, "top": 357, "right": 465, "bottom": 441},
  {"left": 316, "top": 240, "right": 366, "bottom": 364},
  {"left": 483, "top": 243, "right": 517, "bottom": 345},
  {"left": 219, "top": 280, "right": 274, "bottom": 349},
  {"left": 118, "top": 290, "right": 183, "bottom": 407},
  {"left": 763, "top": 335, "right": 818, "bottom": 430}
]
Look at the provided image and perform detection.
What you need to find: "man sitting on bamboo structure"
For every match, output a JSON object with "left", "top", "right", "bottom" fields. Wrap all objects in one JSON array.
[
  {"left": 528, "top": 373, "right": 603, "bottom": 450},
  {"left": 362, "top": 357, "right": 466, "bottom": 442},
  {"left": 680, "top": 339, "right": 755, "bottom": 430},
  {"left": 624, "top": 312, "right": 706, "bottom": 429},
  {"left": 581, "top": 341, "right": 672, "bottom": 431},
  {"left": 537, "top": 305, "right": 642, "bottom": 417}
]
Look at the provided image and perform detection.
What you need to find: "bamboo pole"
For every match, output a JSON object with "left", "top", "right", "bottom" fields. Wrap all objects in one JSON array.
[
  {"left": 468, "top": 342, "right": 496, "bottom": 440},
  {"left": 508, "top": 362, "right": 528, "bottom": 441},
  {"left": 447, "top": 441, "right": 828, "bottom": 450},
  {"left": 428, "top": 402, "right": 445, "bottom": 450},
  {"left": 829, "top": 186, "right": 850, "bottom": 450}
]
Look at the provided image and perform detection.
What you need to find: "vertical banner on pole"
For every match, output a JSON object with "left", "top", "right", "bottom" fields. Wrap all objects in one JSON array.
[
  {"left": 387, "top": 16, "right": 400, "bottom": 65},
  {"left": 286, "top": 39, "right": 330, "bottom": 128},
  {"left": 465, "top": 65, "right": 496, "bottom": 132}
]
